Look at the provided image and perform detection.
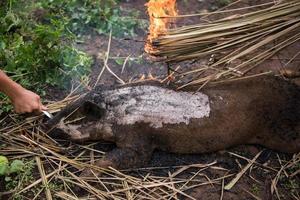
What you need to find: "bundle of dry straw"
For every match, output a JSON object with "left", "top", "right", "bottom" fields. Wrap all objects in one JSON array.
[{"left": 147, "top": 0, "right": 300, "bottom": 87}]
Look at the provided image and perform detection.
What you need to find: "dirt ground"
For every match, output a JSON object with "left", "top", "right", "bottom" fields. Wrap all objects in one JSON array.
[{"left": 69, "top": 0, "right": 300, "bottom": 200}]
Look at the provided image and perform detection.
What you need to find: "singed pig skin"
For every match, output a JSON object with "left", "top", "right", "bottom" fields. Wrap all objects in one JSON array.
[{"left": 47, "top": 76, "right": 300, "bottom": 176}]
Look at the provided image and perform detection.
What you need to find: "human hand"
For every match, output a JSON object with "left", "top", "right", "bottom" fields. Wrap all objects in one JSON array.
[{"left": 10, "top": 88, "right": 47, "bottom": 114}]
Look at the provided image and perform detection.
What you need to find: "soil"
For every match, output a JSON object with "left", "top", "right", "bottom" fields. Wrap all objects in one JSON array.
[{"left": 53, "top": 0, "right": 300, "bottom": 199}]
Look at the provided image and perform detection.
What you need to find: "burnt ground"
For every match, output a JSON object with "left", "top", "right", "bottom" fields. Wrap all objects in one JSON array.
[{"left": 31, "top": 0, "right": 300, "bottom": 199}]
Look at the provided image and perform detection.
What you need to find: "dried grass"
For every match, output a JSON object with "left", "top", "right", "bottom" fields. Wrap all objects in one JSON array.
[
  {"left": 147, "top": 0, "right": 300, "bottom": 88},
  {"left": 0, "top": 114, "right": 230, "bottom": 199}
]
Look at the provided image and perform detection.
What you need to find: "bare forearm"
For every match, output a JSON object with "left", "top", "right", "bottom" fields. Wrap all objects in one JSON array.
[
  {"left": 0, "top": 70, "right": 23, "bottom": 99},
  {"left": 0, "top": 70, "right": 47, "bottom": 113}
]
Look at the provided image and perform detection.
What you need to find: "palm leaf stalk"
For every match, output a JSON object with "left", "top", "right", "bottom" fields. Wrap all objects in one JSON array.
[{"left": 147, "top": 1, "right": 300, "bottom": 87}]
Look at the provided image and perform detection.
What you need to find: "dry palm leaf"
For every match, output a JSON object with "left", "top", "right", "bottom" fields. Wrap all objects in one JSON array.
[{"left": 146, "top": 0, "right": 300, "bottom": 87}]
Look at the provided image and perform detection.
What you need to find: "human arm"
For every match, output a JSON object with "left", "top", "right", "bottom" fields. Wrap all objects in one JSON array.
[{"left": 0, "top": 70, "right": 47, "bottom": 113}]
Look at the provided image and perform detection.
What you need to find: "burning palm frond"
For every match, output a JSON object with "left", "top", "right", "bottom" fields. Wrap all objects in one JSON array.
[
  {"left": 146, "top": 0, "right": 300, "bottom": 87},
  {"left": 145, "top": 0, "right": 178, "bottom": 53}
]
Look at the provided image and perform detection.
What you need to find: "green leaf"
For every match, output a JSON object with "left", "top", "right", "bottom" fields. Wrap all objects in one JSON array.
[
  {"left": 115, "top": 57, "right": 124, "bottom": 65},
  {"left": 0, "top": 156, "right": 9, "bottom": 176},
  {"left": 0, "top": 156, "right": 8, "bottom": 165},
  {"left": 0, "top": 41, "right": 6, "bottom": 49},
  {"left": 0, "top": 165, "right": 8, "bottom": 176},
  {"left": 9, "top": 160, "right": 25, "bottom": 173}
]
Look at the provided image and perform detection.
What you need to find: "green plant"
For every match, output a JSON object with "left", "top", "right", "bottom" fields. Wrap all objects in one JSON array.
[
  {"left": 0, "top": 155, "right": 26, "bottom": 180},
  {"left": 0, "top": 1, "right": 92, "bottom": 114},
  {"left": 250, "top": 183, "right": 260, "bottom": 196},
  {"left": 0, "top": 15, "right": 91, "bottom": 89},
  {"left": 48, "top": 181, "right": 64, "bottom": 193},
  {"left": 0, "top": 0, "right": 142, "bottom": 114},
  {"left": 39, "top": 0, "right": 140, "bottom": 37},
  {"left": 0, "top": 156, "right": 65, "bottom": 200},
  {"left": 4, "top": 159, "right": 35, "bottom": 200},
  {"left": 0, "top": 156, "right": 33, "bottom": 199},
  {"left": 113, "top": 55, "right": 144, "bottom": 67},
  {"left": 281, "top": 163, "right": 300, "bottom": 197},
  {"left": 0, "top": 156, "right": 9, "bottom": 175}
]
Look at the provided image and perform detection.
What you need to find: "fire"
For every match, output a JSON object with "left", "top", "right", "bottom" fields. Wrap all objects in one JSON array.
[{"left": 145, "top": 0, "right": 177, "bottom": 53}]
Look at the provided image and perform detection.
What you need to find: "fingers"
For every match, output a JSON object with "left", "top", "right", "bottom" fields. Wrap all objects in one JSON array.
[
  {"left": 9, "top": 87, "right": 49, "bottom": 115},
  {"left": 33, "top": 100, "right": 47, "bottom": 114},
  {"left": 28, "top": 96, "right": 42, "bottom": 114},
  {"left": 41, "top": 105, "right": 48, "bottom": 111},
  {"left": 33, "top": 108, "right": 42, "bottom": 115},
  {"left": 33, "top": 104, "right": 48, "bottom": 115},
  {"left": 13, "top": 102, "right": 36, "bottom": 114},
  {"left": 13, "top": 95, "right": 47, "bottom": 114}
]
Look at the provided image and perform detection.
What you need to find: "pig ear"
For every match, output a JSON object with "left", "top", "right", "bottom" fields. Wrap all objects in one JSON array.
[{"left": 82, "top": 100, "right": 106, "bottom": 119}]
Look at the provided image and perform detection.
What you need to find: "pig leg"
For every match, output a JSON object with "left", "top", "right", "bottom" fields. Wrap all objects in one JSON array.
[
  {"left": 80, "top": 146, "right": 154, "bottom": 178},
  {"left": 259, "top": 133, "right": 300, "bottom": 153},
  {"left": 249, "top": 129, "right": 300, "bottom": 153}
]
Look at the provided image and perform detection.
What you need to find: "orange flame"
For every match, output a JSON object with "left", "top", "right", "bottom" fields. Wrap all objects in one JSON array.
[{"left": 145, "top": 0, "right": 177, "bottom": 53}]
